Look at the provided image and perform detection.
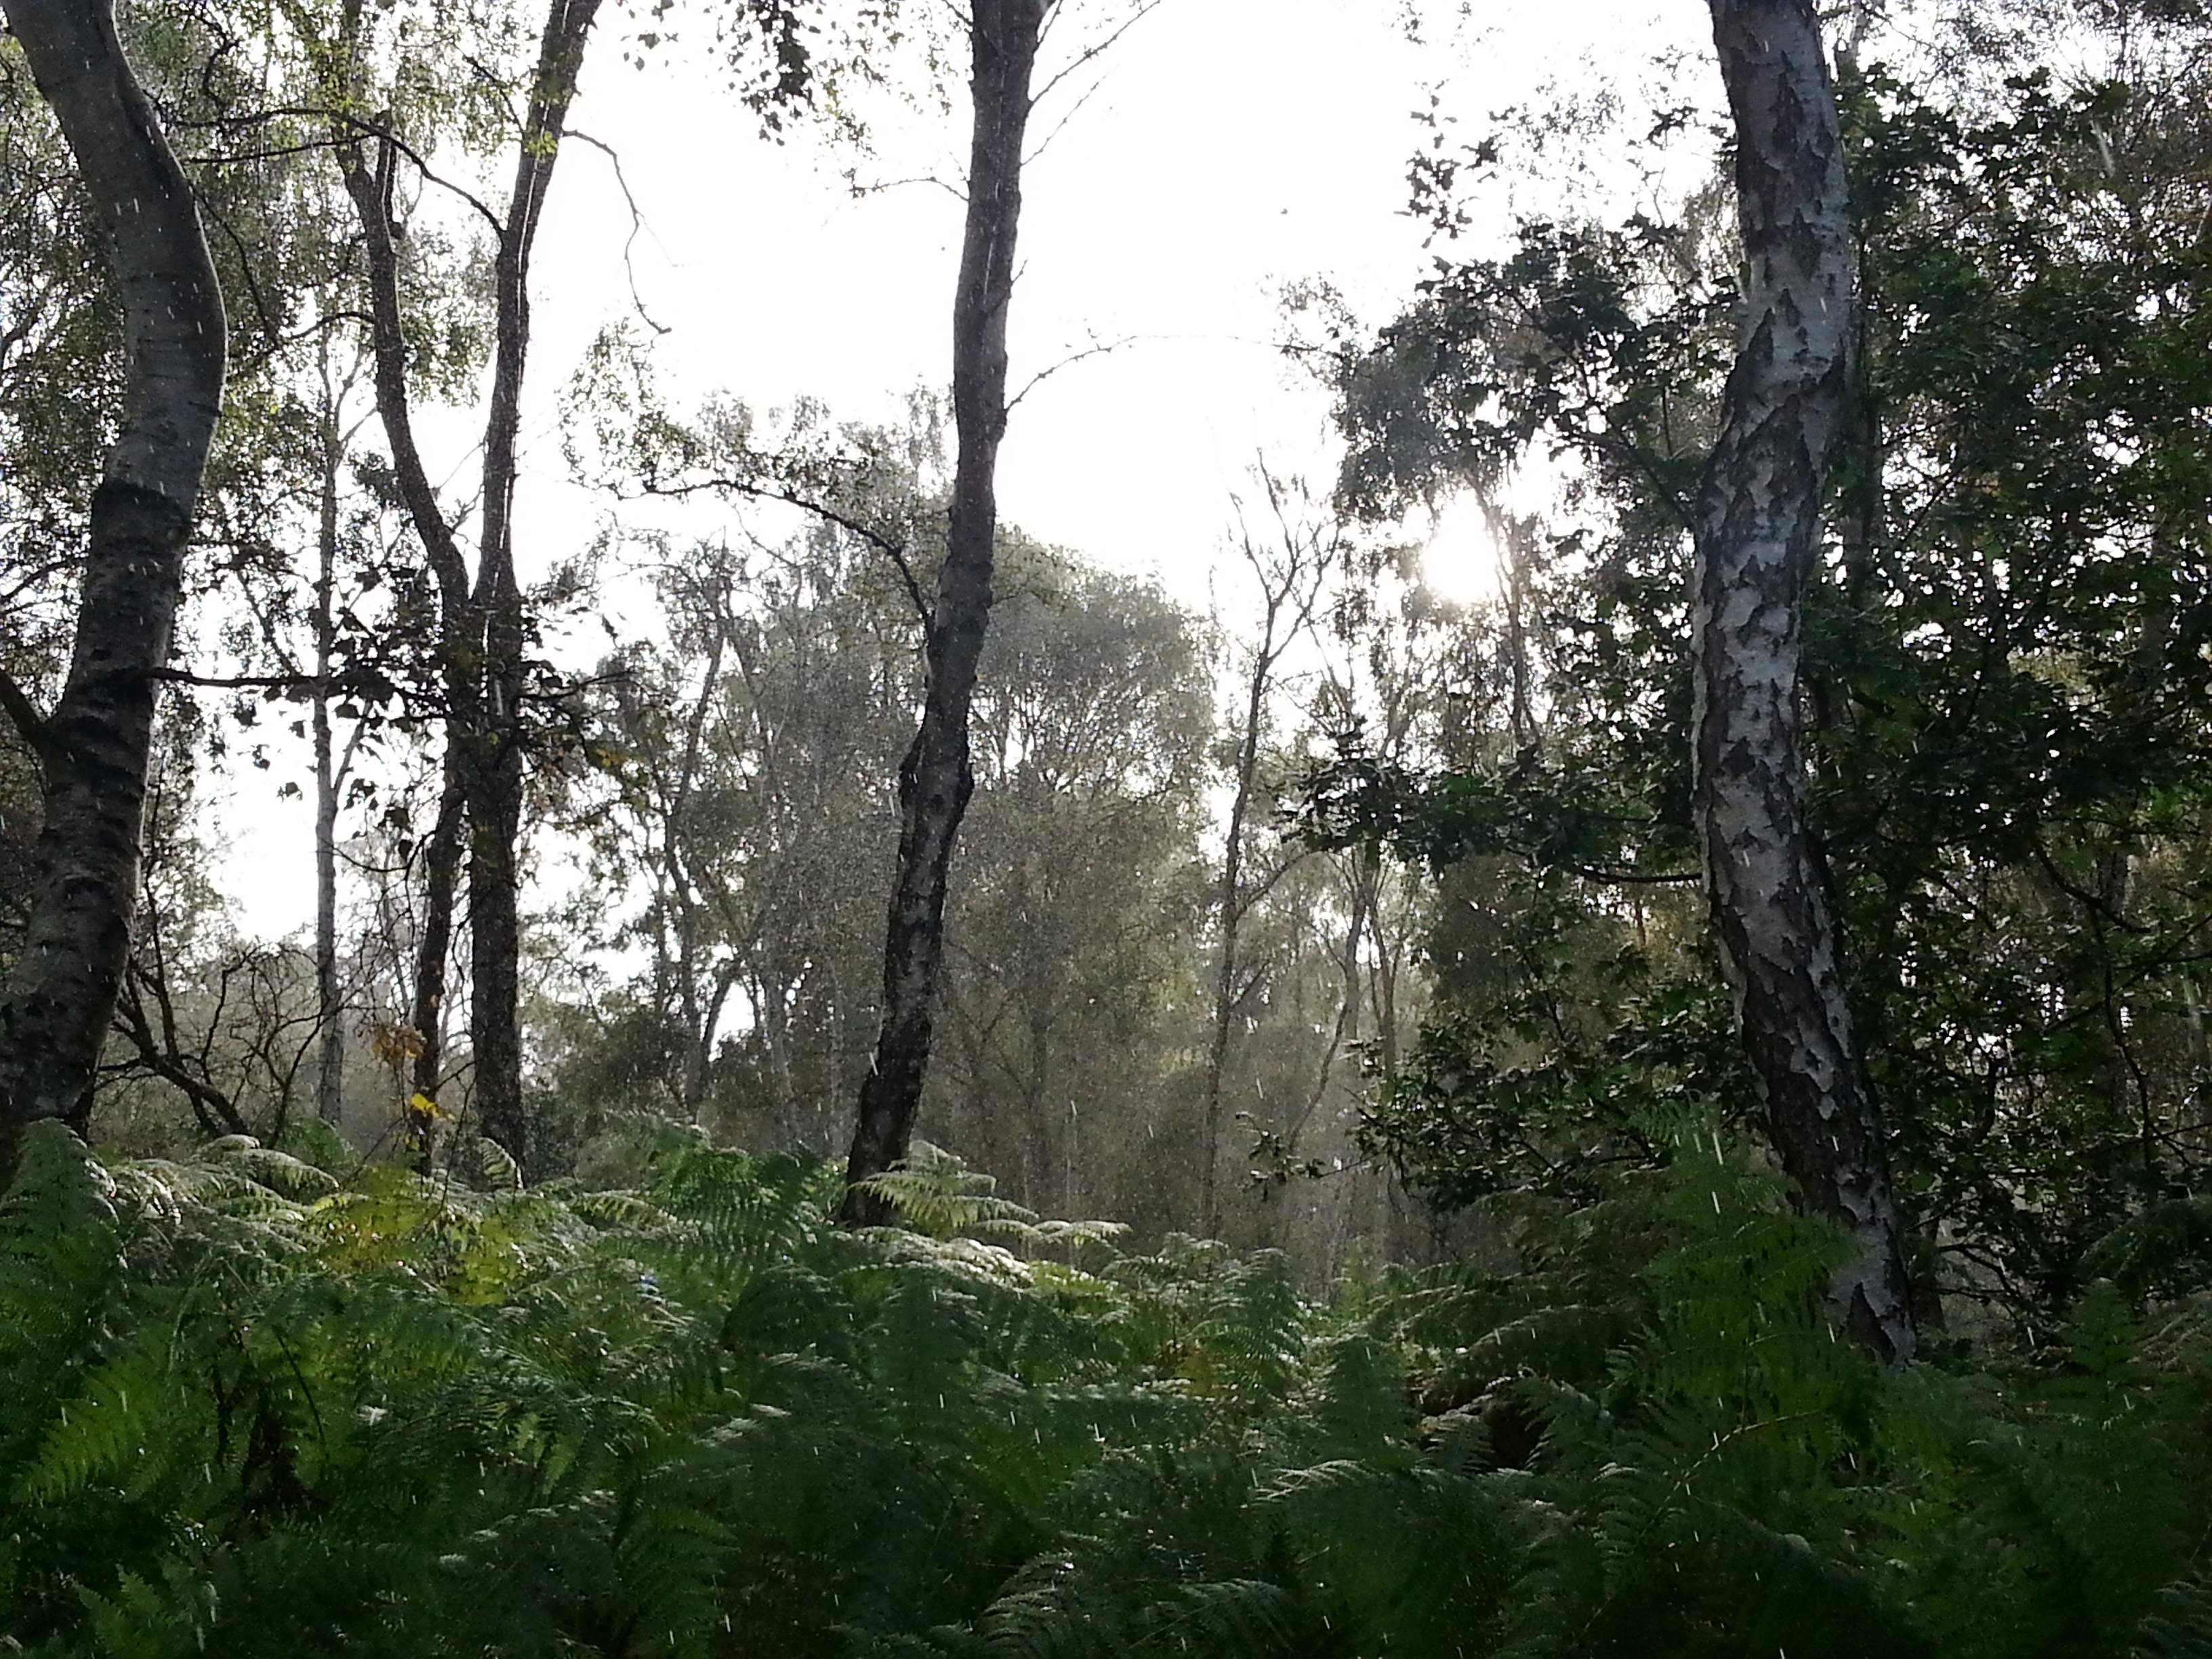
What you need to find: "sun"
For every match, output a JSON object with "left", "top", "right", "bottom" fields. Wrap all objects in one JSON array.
[{"left": 1420, "top": 493, "right": 1505, "bottom": 607}]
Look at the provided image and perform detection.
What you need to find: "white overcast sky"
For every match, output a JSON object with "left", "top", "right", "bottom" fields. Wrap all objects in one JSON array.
[
  {"left": 514, "top": 0, "right": 1715, "bottom": 601},
  {"left": 218, "top": 0, "right": 1718, "bottom": 935}
]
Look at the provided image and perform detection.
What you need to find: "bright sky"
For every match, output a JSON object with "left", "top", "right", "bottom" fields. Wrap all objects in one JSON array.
[
  {"left": 218, "top": 0, "right": 1715, "bottom": 935},
  {"left": 516, "top": 0, "right": 1711, "bottom": 596}
]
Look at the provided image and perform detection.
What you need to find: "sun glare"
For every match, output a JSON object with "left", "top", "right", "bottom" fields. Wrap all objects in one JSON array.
[{"left": 1420, "top": 493, "right": 1505, "bottom": 608}]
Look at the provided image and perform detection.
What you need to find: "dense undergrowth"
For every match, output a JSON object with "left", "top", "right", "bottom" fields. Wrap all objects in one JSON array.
[{"left": 5, "top": 1121, "right": 2212, "bottom": 1658}]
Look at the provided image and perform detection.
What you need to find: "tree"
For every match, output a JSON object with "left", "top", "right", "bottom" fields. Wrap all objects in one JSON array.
[
  {"left": 1200, "top": 474, "right": 1333, "bottom": 1237},
  {"left": 318, "top": 0, "right": 602, "bottom": 1162},
  {"left": 0, "top": 0, "right": 225, "bottom": 1177},
  {"left": 561, "top": 519, "right": 914, "bottom": 1150},
  {"left": 933, "top": 555, "right": 1210, "bottom": 1221},
  {"left": 306, "top": 344, "right": 373, "bottom": 1128},
  {"left": 841, "top": 0, "right": 1050, "bottom": 1222},
  {"left": 1692, "top": 0, "right": 1912, "bottom": 1362},
  {"left": 1311, "top": 0, "right": 2212, "bottom": 1332}
]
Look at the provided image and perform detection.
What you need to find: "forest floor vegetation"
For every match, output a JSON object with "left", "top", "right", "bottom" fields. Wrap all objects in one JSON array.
[{"left": 5, "top": 1118, "right": 2212, "bottom": 1656}]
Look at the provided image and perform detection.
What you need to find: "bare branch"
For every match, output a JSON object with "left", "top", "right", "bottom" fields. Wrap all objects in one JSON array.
[
  {"left": 844, "top": 169, "right": 968, "bottom": 205},
  {"left": 1029, "top": 0, "right": 1164, "bottom": 112},
  {"left": 1005, "top": 331, "right": 1145, "bottom": 413},
  {"left": 566, "top": 128, "right": 672, "bottom": 335},
  {"left": 628, "top": 474, "right": 932, "bottom": 630}
]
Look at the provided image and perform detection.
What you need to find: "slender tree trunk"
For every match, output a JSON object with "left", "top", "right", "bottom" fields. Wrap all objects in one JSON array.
[
  {"left": 666, "top": 619, "right": 724, "bottom": 1115},
  {"left": 1480, "top": 497, "right": 1538, "bottom": 749},
  {"left": 464, "top": 0, "right": 600, "bottom": 1166},
  {"left": 1023, "top": 1004, "right": 1052, "bottom": 1210},
  {"left": 312, "top": 364, "right": 346, "bottom": 1127},
  {"left": 1202, "top": 510, "right": 1322, "bottom": 1235},
  {"left": 1286, "top": 851, "right": 1370, "bottom": 1154},
  {"left": 1694, "top": 0, "right": 1913, "bottom": 1365},
  {"left": 335, "top": 0, "right": 598, "bottom": 1167},
  {"left": 840, "top": 0, "right": 1046, "bottom": 1224},
  {"left": 336, "top": 75, "right": 474, "bottom": 1161},
  {"left": 1202, "top": 657, "right": 1265, "bottom": 1237},
  {"left": 0, "top": 0, "right": 225, "bottom": 1177},
  {"left": 312, "top": 695, "right": 344, "bottom": 1126},
  {"left": 406, "top": 756, "right": 464, "bottom": 1170}
]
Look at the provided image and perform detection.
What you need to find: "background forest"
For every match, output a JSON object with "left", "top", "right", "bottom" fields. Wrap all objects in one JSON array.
[{"left": 10, "top": 0, "right": 2212, "bottom": 1653}]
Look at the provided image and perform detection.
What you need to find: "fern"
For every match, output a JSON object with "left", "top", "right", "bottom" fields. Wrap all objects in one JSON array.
[
  {"left": 2136, "top": 1571, "right": 2212, "bottom": 1659},
  {"left": 8, "top": 1118, "right": 2212, "bottom": 1658}
]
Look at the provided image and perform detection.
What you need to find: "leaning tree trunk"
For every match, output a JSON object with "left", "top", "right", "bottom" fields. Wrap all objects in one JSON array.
[
  {"left": 1694, "top": 0, "right": 1913, "bottom": 1365},
  {"left": 840, "top": 0, "right": 1046, "bottom": 1224},
  {"left": 0, "top": 0, "right": 225, "bottom": 1179}
]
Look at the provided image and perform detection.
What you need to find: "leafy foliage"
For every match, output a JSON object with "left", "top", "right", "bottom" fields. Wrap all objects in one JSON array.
[{"left": 1311, "top": 41, "right": 2212, "bottom": 1319}]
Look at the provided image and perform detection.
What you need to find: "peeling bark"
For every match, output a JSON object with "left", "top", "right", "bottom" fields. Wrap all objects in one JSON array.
[
  {"left": 1695, "top": 0, "right": 1913, "bottom": 1364},
  {"left": 840, "top": 0, "right": 1046, "bottom": 1224},
  {"left": 0, "top": 0, "right": 225, "bottom": 1176}
]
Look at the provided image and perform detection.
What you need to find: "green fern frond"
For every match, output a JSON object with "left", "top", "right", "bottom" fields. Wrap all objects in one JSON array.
[
  {"left": 856, "top": 1143, "right": 1042, "bottom": 1241},
  {"left": 17, "top": 1332, "right": 200, "bottom": 1504},
  {"left": 0, "top": 1122, "right": 125, "bottom": 1476},
  {"left": 1139, "top": 1577, "right": 1300, "bottom": 1656},
  {"left": 2135, "top": 1570, "right": 2212, "bottom": 1658},
  {"left": 74, "top": 1555, "right": 221, "bottom": 1659},
  {"left": 1187, "top": 1250, "right": 1305, "bottom": 1408}
]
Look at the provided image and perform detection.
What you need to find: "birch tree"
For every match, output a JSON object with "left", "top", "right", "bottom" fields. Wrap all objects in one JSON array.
[
  {"left": 314, "top": 0, "right": 602, "bottom": 1162},
  {"left": 0, "top": 0, "right": 225, "bottom": 1176},
  {"left": 840, "top": 0, "right": 1050, "bottom": 1221},
  {"left": 1694, "top": 0, "right": 1912, "bottom": 1363}
]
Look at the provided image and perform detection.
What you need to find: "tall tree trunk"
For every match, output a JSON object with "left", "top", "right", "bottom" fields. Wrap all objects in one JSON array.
[
  {"left": 665, "top": 617, "right": 725, "bottom": 1116},
  {"left": 406, "top": 756, "right": 465, "bottom": 1171},
  {"left": 1694, "top": 0, "right": 1913, "bottom": 1365},
  {"left": 312, "top": 357, "right": 347, "bottom": 1128},
  {"left": 840, "top": 0, "right": 1046, "bottom": 1224},
  {"left": 0, "top": 0, "right": 225, "bottom": 1177},
  {"left": 335, "top": 73, "right": 475, "bottom": 1157},
  {"left": 464, "top": 0, "right": 600, "bottom": 1165},
  {"left": 1202, "top": 647, "right": 1266, "bottom": 1237},
  {"left": 335, "top": 0, "right": 598, "bottom": 1166},
  {"left": 1200, "top": 503, "right": 1324, "bottom": 1235}
]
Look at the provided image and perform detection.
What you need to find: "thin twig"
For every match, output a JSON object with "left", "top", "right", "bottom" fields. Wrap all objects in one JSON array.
[
  {"left": 1005, "top": 332, "right": 1145, "bottom": 412},
  {"left": 566, "top": 129, "right": 672, "bottom": 335}
]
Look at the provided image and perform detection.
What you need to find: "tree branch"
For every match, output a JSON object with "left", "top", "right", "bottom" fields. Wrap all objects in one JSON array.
[
  {"left": 631, "top": 474, "right": 931, "bottom": 630},
  {"left": 0, "top": 668, "right": 50, "bottom": 762}
]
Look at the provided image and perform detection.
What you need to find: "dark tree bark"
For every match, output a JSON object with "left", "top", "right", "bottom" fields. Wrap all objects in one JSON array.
[
  {"left": 463, "top": 0, "right": 600, "bottom": 1164},
  {"left": 333, "top": 60, "right": 474, "bottom": 1157},
  {"left": 0, "top": 0, "right": 225, "bottom": 1179},
  {"left": 312, "top": 352, "right": 352, "bottom": 1128},
  {"left": 1202, "top": 604, "right": 1269, "bottom": 1237},
  {"left": 334, "top": 0, "right": 598, "bottom": 1165},
  {"left": 405, "top": 756, "right": 466, "bottom": 1171},
  {"left": 840, "top": 0, "right": 1047, "bottom": 1224},
  {"left": 1694, "top": 0, "right": 1914, "bottom": 1364}
]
